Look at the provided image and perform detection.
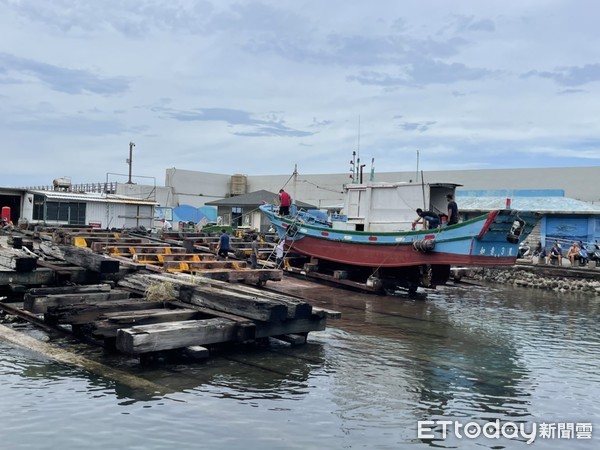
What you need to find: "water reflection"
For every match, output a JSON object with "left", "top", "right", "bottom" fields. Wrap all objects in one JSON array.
[{"left": 1, "top": 278, "right": 599, "bottom": 449}]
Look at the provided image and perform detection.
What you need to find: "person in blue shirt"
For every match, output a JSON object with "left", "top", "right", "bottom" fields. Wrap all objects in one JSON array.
[
  {"left": 547, "top": 242, "right": 562, "bottom": 265},
  {"left": 217, "top": 229, "right": 230, "bottom": 260}
]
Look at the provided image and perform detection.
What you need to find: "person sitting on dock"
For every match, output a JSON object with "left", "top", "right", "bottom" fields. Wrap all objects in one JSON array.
[
  {"left": 547, "top": 242, "right": 562, "bottom": 265},
  {"left": 566, "top": 242, "right": 580, "bottom": 266},
  {"left": 413, "top": 209, "right": 440, "bottom": 230}
]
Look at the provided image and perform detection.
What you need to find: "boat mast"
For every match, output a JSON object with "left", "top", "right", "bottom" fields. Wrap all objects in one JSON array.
[
  {"left": 416, "top": 149, "right": 419, "bottom": 183},
  {"left": 293, "top": 163, "right": 298, "bottom": 206}
]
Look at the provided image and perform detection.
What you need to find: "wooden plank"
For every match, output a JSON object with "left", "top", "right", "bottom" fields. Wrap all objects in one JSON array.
[
  {"left": 163, "top": 260, "right": 247, "bottom": 271},
  {"left": 26, "top": 283, "right": 113, "bottom": 296},
  {"left": 90, "top": 308, "right": 203, "bottom": 337},
  {"left": 0, "top": 267, "right": 54, "bottom": 286},
  {"left": 179, "top": 276, "right": 312, "bottom": 319},
  {"left": 116, "top": 318, "right": 239, "bottom": 354},
  {"left": 254, "top": 315, "right": 327, "bottom": 338},
  {"left": 61, "top": 246, "right": 120, "bottom": 273},
  {"left": 119, "top": 273, "right": 288, "bottom": 322},
  {"left": 24, "top": 290, "right": 132, "bottom": 313},
  {"left": 35, "top": 260, "right": 91, "bottom": 283},
  {"left": 192, "top": 268, "right": 281, "bottom": 283},
  {"left": 183, "top": 285, "right": 288, "bottom": 322},
  {"left": 0, "top": 324, "right": 173, "bottom": 395},
  {"left": 272, "top": 333, "right": 307, "bottom": 345},
  {"left": 183, "top": 345, "right": 209, "bottom": 359},
  {"left": 312, "top": 307, "right": 343, "bottom": 320},
  {"left": 45, "top": 300, "right": 167, "bottom": 325},
  {"left": 91, "top": 243, "right": 173, "bottom": 254},
  {"left": 0, "top": 248, "right": 37, "bottom": 272}
]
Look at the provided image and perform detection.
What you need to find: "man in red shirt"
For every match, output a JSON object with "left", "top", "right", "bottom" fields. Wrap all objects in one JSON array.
[{"left": 278, "top": 189, "right": 291, "bottom": 216}]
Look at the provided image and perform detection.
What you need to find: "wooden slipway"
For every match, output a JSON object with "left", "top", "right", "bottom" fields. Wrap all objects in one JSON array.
[{"left": 0, "top": 323, "right": 171, "bottom": 396}]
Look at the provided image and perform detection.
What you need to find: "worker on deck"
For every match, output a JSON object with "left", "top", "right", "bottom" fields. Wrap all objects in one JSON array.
[{"left": 413, "top": 209, "right": 440, "bottom": 230}]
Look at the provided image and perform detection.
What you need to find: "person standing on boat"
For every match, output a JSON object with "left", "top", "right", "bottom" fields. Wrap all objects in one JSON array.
[
  {"left": 446, "top": 194, "right": 459, "bottom": 225},
  {"left": 217, "top": 229, "right": 230, "bottom": 260},
  {"left": 413, "top": 208, "right": 440, "bottom": 229},
  {"left": 278, "top": 189, "right": 292, "bottom": 216}
]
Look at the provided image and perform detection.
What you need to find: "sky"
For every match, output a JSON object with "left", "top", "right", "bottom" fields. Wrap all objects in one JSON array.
[{"left": 2, "top": 0, "right": 600, "bottom": 188}]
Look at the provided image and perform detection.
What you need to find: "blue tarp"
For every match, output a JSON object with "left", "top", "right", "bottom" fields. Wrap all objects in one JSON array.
[{"left": 172, "top": 205, "right": 218, "bottom": 224}]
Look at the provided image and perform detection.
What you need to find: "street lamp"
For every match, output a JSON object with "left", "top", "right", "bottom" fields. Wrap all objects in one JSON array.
[{"left": 126, "top": 142, "right": 135, "bottom": 184}]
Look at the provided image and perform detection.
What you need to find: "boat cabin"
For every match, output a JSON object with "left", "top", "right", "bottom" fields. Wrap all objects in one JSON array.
[{"left": 332, "top": 182, "right": 461, "bottom": 232}]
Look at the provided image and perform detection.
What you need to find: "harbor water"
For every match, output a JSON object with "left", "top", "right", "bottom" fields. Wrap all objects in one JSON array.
[{"left": 1, "top": 278, "right": 599, "bottom": 449}]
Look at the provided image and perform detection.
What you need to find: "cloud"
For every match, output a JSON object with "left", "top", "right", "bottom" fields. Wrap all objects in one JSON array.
[
  {"left": 164, "top": 107, "right": 316, "bottom": 137},
  {"left": 398, "top": 121, "right": 437, "bottom": 132},
  {"left": 0, "top": 53, "right": 130, "bottom": 94},
  {"left": 348, "top": 58, "right": 491, "bottom": 87},
  {"left": 522, "top": 63, "right": 600, "bottom": 87}
]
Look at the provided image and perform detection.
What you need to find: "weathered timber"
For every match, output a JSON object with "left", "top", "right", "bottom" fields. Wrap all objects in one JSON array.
[
  {"left": 0, "top": 324, "right": 173, "bottom": 396},
  {"left": 312, "top": 307, "right": 343, "bottom": 320},
  {"left": 35, "top": 260, "right": 91, "bottom": 283},
  {"left": 157, "top": 253, "right": 217, "bottom": 262},
  {"left": 0, "top": 267, "right": 54, "bottom": 286},
  {"left": 254, "top": 315, "right": 327, "bottom": 339},
  {"left": 163, "top": 260, "right": 247, "bottom": 271},
  {"left": 38, "top": 242, "right": 66, "bottom": 260},
  {"left": 45, "top": 300, "right": 167, "bottom": 325},
  {"left": 0, "top": 248, "right": 38, "bottom": 272},
  {"left": 174, "top": 274, "right": 312, "bottom": 319},
  {"left": 61, "top": 246, "right": 120, "bottom": 273},
  {"left": 192, "top": 268, "right": 282, "bottom": 283},
  {"left": 184, "top": 285, "right": 288, "bottom": 322},
  {"left": 119, "top": 273, "right": 288, "bottom": 322},
  {"left": 183, "top": 345, "right": 209, "bottom": 359},
  {"left": 25, "top": 289, "right": 132, "bottom": 313},
  {"left": 272, "top": 333, "right": 307, "bottom": 345},
  {"left": 26, "top": 283, "right": 113, "bottom": 296},
  {"left": 73, "top": 237, "right": 148, "bottom": 249},
  {"left": 116, "top": 318, "right": 239, "bottom": 355},
  {"left": 90, "top": 308, "right": 203, "bottom": 337},
  {"left": 169, "top": 300, "right": 253, "bottom": 324},
  {"left": 91, "top": 243, "right": 173, "bottom": 254}
]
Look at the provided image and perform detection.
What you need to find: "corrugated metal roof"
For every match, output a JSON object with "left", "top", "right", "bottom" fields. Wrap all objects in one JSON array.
[
  {"left": 30, "top": 190, "right": 157, "bottom": 205},
  {"left": 457, "top": 196, "right": 600, "bottom": 214},
  {"left": 205, "top": 189, "right": 316, "bottom": 209}
]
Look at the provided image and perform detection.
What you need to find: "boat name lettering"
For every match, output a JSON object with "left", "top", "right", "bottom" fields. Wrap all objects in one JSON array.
[{"left": 479, "top": 246, "right": 515, "bottom": 257}]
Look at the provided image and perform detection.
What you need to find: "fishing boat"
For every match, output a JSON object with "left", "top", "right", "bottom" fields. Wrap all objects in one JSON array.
[{"left": 260, "top": 181, "right": 540, "bottom": 293}]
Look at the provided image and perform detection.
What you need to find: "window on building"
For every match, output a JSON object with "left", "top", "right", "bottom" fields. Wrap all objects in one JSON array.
[
  {"left": 45, "top": 201, "right": 86, "bottom": 225},
  {"left": 231, "top": 206, "right": 243, "bottom": 228},
  {"left": 32, "top": 194, "right": 45, "bottom": 220}
]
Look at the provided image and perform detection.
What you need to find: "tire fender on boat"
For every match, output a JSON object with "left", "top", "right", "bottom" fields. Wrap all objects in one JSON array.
[{"left": 413, "top": 239, "right": 435, "bottom": 253}]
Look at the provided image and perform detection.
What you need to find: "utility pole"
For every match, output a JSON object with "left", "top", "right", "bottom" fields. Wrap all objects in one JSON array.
[{"left": 126, "top": 142, "right": 135, "bottom": 184}]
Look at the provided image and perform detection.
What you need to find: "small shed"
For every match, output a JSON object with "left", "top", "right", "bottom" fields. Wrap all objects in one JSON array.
[
  {"left": 21, "top": 190, "right": 157, "bottom": 229},
  {"left": 458, "top": 190, "right": 600, "bottom": 248},
  {"left": 205, "top": 190, "right": 316, "bottom": 233}
]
